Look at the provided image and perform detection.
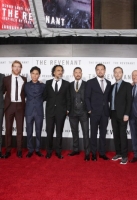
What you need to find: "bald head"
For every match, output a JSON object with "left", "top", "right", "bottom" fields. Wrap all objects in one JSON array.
[{"left": 132, "top": 70, "right": 137, "bottom": 84}]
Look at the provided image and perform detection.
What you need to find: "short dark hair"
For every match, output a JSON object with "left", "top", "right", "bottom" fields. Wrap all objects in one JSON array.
[
  {"left": 51, "top": 65, "right": 64, "bottom": 77},
  {"left": 113, "top": 67, "right": 123, "bottom": 73},
  {"left": 95, "top": 63, "right": 106, "bottom": 70},
  {"left": 30, "top": 66, "right": 41, "bottom": 74},
  {"left": 73, "top": 67, "right": 82, "bottom": 72}
]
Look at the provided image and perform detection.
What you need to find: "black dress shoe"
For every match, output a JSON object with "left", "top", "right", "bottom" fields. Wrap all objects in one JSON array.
[
  {"left": 130, "top": 157, "right": 137, "bottom": 163},
  {"left": 56, "top": 153, "right": 64, "bottom": 159},
  {"left": 84, "top": 155, "right": 90, "bottom": 161},
  {"left": 17, "top": 151, "right": 22, "bottom": 158},
  {"left": 91, "top": 154, "right": 97, "bottom": 161},
  {"left": 26, "top": 152, "right": 33, "bottom": 158},
  {"left": 99, "top": 154, "right": 110, "bottom": 160},
  {"left": 45, "top": 153, "right": 52, "bottom": 159},
  {"left": 4, "top": 152, "right": 11, "bottom": 159},
  {"left": 35, "top": 151, "right": 44, "bottom": 157},
  {"left": 68, "top": 151, "right": 80, "bottom": 156},
  {"left": 0, "top": 152, "right": 4, "bottom": 158}
]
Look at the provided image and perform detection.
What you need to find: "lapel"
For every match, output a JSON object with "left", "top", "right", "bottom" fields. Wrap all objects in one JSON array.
[
  {"left": 104, "top": 79, "right": 110, "bottom": 94},
  {"left": 95, "top": 77, "right": 103, "bottom": 94},
  {"left": 57, "top": 79, "right": 64, "bottom": 94},
  {"left": 117, "top": 80, "right": 125, "bottom": 94}
]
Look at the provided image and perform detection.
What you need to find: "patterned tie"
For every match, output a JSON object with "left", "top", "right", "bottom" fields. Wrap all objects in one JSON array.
[
  {"left": 100, "top": 79, "right": 104, "bottom": 93},
  {"left": 15, "top": 77, "right": 18, "bottom": 101},
  {"left": 76, "top": 81, "right": 79, "bottom": 92}
]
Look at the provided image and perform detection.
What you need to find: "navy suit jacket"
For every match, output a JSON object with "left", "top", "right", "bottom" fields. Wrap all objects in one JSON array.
[
  {"left": 25, "top": 81, "right": 45, "bottom": 116},
  {"left": 85, "top": 77, "right": 111, "bottom": 117}
]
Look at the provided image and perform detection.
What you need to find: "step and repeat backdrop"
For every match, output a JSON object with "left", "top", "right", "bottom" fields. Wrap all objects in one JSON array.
[{"left": 0, "top": 56, "right": 136, "bottom": 139}]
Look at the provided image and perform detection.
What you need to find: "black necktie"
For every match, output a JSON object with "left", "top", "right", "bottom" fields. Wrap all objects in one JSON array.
[
  {"left": 76, "top": 81, "right": 79, "bottom": 92},
  {"left": 133, "top": 85, "right": 136, "bottom": 98},
  {"left": 114, "top": 83, "right": 118, "bottom": 109},
  {"left": 55, "top": 80, "right": 58, "bottom": 93},
  {"left": 15, "top": 77, "right": 18, "bottom": 101}
]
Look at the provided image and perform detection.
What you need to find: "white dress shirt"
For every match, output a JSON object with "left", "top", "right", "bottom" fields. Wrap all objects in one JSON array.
[
  {"left": 74, "top": 79, "right": 82, "bottom": 91},
  {"left": 96, "top": 76, "right": 107, "bottom": 91},
  {"left": 11, "top": 74, "right": 24, "bottom": 102},
  {"left": 52, "top": 78, "right": 62, "bottom": 91}
]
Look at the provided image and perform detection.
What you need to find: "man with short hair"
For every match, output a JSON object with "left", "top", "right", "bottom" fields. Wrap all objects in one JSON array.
[
  {"left": 3, "top": 60, "right": 27, "bottom": 158},
  {"left": 85, "top": 63, "right": 111, "bottom": 161},
  {"left": 111, "top": 67, "right": 132, "bottom": 164},
  {"left": 25, "top": 66, "right": 45, "bottom": 158},
  {"left": 68, "top": 67, "right": 90, "bottom": 161},
  {"left": 43, "top": 65, "right": 70, "bottom": 159}
]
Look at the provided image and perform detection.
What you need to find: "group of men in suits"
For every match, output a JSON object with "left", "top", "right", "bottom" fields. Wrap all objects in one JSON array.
[{"left": 0, "top": 61, "right": 137, "bottom": 165}]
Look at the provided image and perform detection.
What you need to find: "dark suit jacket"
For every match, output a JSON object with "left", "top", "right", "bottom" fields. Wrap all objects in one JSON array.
[
  {"left": 24, "top": 81, "right": 45, "bottom": 116},
  {"left": 0, "top": 73, "right": 5, "bottom": 109},
  {"left": 3, "top": 75, "right": 27, "bottom": 111},
  {"left": 85, "top": 77, "right": 111, "bottom": 117},
  {"left": 69, "top": 80, "right": 87, "bottom": 117},
  {"left": 43, "top": 79, "right": 70, "bottom": 117},
  {"left": 110, "top": 80, "right": 132, "bottom": 118}
]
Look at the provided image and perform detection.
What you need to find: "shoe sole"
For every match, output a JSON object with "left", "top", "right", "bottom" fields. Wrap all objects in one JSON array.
[
  {"left": 120, "top": 162, "right": 128, "bottom": 165},
  {"left": 112, "top": 157, "right": 122, "bottom": 161}
]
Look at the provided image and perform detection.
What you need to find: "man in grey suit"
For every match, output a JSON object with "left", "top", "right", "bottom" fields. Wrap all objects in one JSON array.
[{"left": 0, "top": 73, "right": 5, "bottom": 158}]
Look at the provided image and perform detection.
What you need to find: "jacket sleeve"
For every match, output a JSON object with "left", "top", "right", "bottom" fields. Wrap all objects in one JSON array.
[
  {"left": 43, "top": 81, "right": 48, "bottom": 101},
  {"left": 66, "top": 83, "right": 71, "bottom": 111},
  {"left": 85, "top": 80, "right": 92, "bottom": 112},
  {"left": 125, "top": 83, "right": 132, "bottom": 116}
]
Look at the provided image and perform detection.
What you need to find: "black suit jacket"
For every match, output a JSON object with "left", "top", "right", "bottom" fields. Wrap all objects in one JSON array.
[
  {"left": 43, "top": 79, "right": 70, "bottom": 117},
  {"left": 69, "top": 80, "right": 87, "bottom": 117},
  {"left": 0, "top": 73, "right": 5, "bottom": 109},
  {"left": 110, "top": 80, "right": 132, "bottom": 118},
  {"left": 85, "top": 77, "right": 111, "bottom": 117}
]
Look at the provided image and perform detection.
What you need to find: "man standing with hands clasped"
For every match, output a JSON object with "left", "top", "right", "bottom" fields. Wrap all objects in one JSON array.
[{"left": 111, "top": 67, "right": 132, "bottom": 164}]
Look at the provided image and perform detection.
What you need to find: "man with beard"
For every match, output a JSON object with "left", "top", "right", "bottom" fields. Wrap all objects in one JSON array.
[
  {"left": 43, "top": 65, "right": 70, "bottom": 159},
  {"left": 3, "top": 60, "right": 27, "bottom": 158},
  {"left": 85, "top": 64, "right": 111, "bottom": 161},
  {"left": 68, "top": 67, "right": 90, "bottom": 161}
]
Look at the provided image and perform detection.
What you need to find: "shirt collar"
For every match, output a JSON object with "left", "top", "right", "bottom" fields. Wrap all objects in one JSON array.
[
  {"left": 75, "top": 79, "right": 82, "bottom": 83},
  {"left": 116, "top": 79, "right": 122, "bottom": 85},
  {"left": 12, "top": 74, "right": 20, "bottom": 78},
  {"left": 97, "top": 76, "right": 105, "bottom": 81}
]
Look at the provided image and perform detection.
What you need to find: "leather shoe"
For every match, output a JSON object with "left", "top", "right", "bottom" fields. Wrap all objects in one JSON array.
[
  {"left": 91, "top": 154, "right": 97, "bottom": 161},
  {"left": 4, "top": 152, "right": 11, "bottom": 159},
  {"left": 35, "top": 151, "right": 44, "bottom": 157},
  {"left": 56, "top": 153, "right": 63, "bottom": 159},
  {"left": 0, "top": 152, "right": 4, "bottom": 158},
  {"left": 68, "top": 151, "right": 79, "bottom": 156},
  {"left": 99, "top": 154, "right": 110, "bottom": 160},
  {"left": 17, "top": 151, "right": 22, "bottom": 158},
  {"left": 26, "top": 152, "right": 33, "bottom": 158},
  {"left": 130, "top": 157, "right": 137, "bottom": 163},
  {"left": 45, "top": 152, "right": 52, "bottom": 159},
  {"left": 84, "top": 155, "right": 90, "bottom": 161}
]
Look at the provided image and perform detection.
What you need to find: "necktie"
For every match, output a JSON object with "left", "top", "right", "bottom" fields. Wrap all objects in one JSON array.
[
  {"left": 76, "top": 81, "right": 79, "bottom": 92},
  {"left": 132, "top": 85, "right": 136, "bottom": 98},
  {"left": 55, "top": 80, "right": 58, "bottom": 93},
  {"left": 15, "top": 77, "right": 18, "bottom": 101},
  {"left": 114, "top": 83, "right": 118, "bottom": 109},
  {"left": 100, "top": 79, "right": 104, "bottom": 93}
]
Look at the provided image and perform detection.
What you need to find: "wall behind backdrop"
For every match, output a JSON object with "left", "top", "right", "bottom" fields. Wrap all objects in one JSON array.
[{"left": 0, "top": 44, "right": 137, "bottom": 151}]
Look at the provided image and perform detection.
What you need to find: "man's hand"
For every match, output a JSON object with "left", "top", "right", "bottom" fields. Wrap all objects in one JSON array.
[
  {"left": 123, "top": 115, "right": 129, "bottom": 121},
  {"left": 88, "top": 111, "right": 91, "bottom": 114}
]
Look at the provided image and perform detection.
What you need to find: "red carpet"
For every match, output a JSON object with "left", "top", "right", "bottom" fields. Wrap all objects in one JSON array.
[{"left": 0, "top": 149, "right": 137, "bottom": 200}]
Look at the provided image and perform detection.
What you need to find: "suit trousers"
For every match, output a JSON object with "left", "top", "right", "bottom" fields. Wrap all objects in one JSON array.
[
  {"left": 129, "top": 114, "right": 137, "bottom": 157},
  {"left": 26, "top": 108, "right": 43, "bottom": 153},
  {"left": 69, "top": 114, "right": 90, "bottom": 155},
  {"left": 90, "top": 110, "right": 108, "bottom": 155},
  {"left": 46, "top": 114, "right": 66, "bottom": 154},
  {"left": 111, "top": 110, "right": 128, "bottom": 158},
  {"left": 0, "top": 109, "right": 4, "bottom": 151},
  {"left": 5, "top": 102, "right": 24, "bottom": 152}
]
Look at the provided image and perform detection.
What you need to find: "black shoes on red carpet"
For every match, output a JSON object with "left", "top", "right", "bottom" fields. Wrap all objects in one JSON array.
[
  {"left": 26, "top": 151, "right": 43, "bottom": 158},
  {"left": 17, "top": 151, "right": 22, "bottom": 158},
  {"left": 0, "top": 152, "right": 4, "bottom": 158},
  {"left": 99, "top": 154, "right": 110, "bottom": 160},
  {"left": 68, "top": 151, "right": 80, "bottom": 156},
  {"left": 92, "top": 154, "right": 97, "bottom": 161},
  {"left": 45, "top": 152, "right": 52, "bottom": 159},
  {"left": 4, "top": 152, "right": 11, "bottom": 159},
  {"left": 56, "top": 153, "right": 64, "bottom": 159}
]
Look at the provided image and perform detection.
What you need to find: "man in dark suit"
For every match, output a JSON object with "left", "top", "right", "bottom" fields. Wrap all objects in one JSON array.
[
  {"left": 129, "top": 70, "right": 137, "bottom": 163},
  {"left": 68, "top": 67, "right": 90, "bottom": 161},
  {"left": 85, "top": 63, "right": 111, "bottom": 161},
  {"left": 111, "top": 67, "right": 132, "bottom": 164},
  {"left": 3, "top": 60, "right": 27, "bottom": 158},
  {"left": 25, "top": 66, "right": 45, "bottom": 158},
  {"left": 0, "top": 73, "right": 5, "bottom": 158},
  {"left": 43, "top": 65, "right": 70, "bottom": 159}
]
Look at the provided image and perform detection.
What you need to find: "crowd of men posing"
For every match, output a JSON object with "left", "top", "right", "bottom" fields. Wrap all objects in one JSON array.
[{"left": 0, "top": 60, "right": 137, "bottom": 165}]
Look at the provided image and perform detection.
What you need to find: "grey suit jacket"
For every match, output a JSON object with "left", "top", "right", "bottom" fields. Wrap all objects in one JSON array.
[{"left": 0, "top": 73, "right": 5, "bottom": 109}]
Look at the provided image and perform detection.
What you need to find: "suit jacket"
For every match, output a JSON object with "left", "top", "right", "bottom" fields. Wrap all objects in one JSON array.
[
  {"left": 85, "top": 77, "right": 111, "bottom": 117},
  {"left": 0, "top": 73, "right": 5, "bottom": 109},
  {"left": 24, "top": 81, "right": 45, "bottom": 116},
  {"left": 43, "top": 79, "right": 70, "bottom": 117},
  {"left": 69, "top": 80, "right": 87, "bottom": 117},
  {"left": 110, "top": 80, "right": 132, "bottom": 118},
  {"left": 3, "top": 75, "right": 27, "bottom": 111}
]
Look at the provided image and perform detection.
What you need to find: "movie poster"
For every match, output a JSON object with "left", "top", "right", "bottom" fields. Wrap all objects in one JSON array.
[
  {"left": 42, "top": 0, "right": 91, "bottom": 29},
  {"left": 0, "top": 0, "right": 34, "bottom": 30}
]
